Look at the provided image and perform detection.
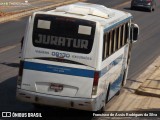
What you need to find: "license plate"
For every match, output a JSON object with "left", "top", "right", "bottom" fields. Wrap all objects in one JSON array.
[{"left": 50, "top": 83, "right": 63, "bottom": 92}]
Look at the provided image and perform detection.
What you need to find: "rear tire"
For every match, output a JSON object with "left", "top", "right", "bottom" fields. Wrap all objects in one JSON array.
[
  {"left": 116, "top": 69, "right": 127, "bottom": 96},
  {"left": 149, "top": 7, "right": 153, "bottom": 12},
  {"left": 152, "top": 5, "right": 156, "bottom": 11},
  {"left": 100, "top": 85, "right": 110, "bottom": 112},
  {"left": 116, "top": 90, "right": 121, "bottom": 96},
  {"left": 121, "top": 69, "right": 127, "bottom": 87},
  {"left": 100, "top": 104, "right": 106, "bottom": 112}
]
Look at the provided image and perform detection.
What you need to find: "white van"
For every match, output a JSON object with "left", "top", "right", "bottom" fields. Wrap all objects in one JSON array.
[{"left": 16, "top": 2, "right": 139, "bottom": 111}]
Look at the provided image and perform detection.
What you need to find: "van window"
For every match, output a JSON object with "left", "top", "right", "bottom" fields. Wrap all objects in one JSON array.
[{"left": 32, "top": 14, "right": 96, "bottom": 54}]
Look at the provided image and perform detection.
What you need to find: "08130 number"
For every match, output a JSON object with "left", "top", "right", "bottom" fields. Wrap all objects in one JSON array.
[{"left": 52, "top": 52, "right": 70, "bottom": 58}]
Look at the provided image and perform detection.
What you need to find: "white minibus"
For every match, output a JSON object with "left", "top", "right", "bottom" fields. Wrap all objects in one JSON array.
[{"left": 16, "top": 2, "right": 139, "bottom": 111}]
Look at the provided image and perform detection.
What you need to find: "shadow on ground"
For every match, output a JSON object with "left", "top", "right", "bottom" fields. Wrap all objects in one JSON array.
[
  {"left": 0, "top": 76, "right": 93, "bottom": 120},
  {"left": 1, "top": 62, "right": 19, "bottom": 68},
  {"left": 0, "top": 76, "right": 33, "bottom": 111}
]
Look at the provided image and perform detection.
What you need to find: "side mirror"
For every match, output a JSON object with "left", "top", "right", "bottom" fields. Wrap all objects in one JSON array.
[{"left": 130, "top": 23, "right": 139, "bottom": 43}]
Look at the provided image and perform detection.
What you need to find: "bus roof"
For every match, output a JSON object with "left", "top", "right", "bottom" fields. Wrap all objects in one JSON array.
[{"left": 35, "top": 2, "right": 132, "bottom": 26}]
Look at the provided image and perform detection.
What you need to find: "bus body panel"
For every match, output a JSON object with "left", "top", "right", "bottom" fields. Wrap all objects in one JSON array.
[
  {"left": 21, "top": 60, "right": 94, "bottom": 98},
  {"left": 98, "top": 44, "right": 129, "bottom": 99}
]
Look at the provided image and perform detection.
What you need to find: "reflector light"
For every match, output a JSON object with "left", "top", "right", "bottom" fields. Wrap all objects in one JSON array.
[
  {"left": 92, "top": 71, "right": 100, "bottom": 95},
  {"left": 93, "top": 71, "right": 99, "bottom": 86}
]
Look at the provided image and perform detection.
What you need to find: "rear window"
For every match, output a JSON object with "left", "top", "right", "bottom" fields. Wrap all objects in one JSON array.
[{"left": 32, "top": 14, "right": 96, "bottom": 54}]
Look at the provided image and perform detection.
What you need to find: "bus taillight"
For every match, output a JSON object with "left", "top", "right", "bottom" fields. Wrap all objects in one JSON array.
[
  {"left": 17, "top": 60, "right": 24, "bottom": 88},
  {"left": 92, "top": 71, "right": 100, "bottom": 95}
]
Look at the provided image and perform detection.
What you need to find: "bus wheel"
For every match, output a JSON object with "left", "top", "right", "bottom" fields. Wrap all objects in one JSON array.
[
  {"left": 116, "top": 90, "right": 121, "bottom": 96},
  {"left": 100, "top": 85, "right": 110, "bottom": 112},
  {"left": 116, "top": 69, "right": 128, "bottom": 96},
  {"left": 121, "top": 68, "right": 128, "bottom": 87}
]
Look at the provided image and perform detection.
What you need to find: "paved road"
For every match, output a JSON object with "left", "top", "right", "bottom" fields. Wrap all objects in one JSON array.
[
  {"left": 0, "top": 0, "right": 69, "bottom": 13},
  {"left": 0, "top": 0, "right": 160, "bottom": 119}
]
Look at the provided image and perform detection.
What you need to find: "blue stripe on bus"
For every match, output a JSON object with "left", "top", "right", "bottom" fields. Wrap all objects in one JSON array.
[
  {"left": 24, "top": 62, "right": 95, "bottom": 78},
  {"left": 100, "top": 54, "right": 123, "bottom": 77},
  {"left": 24, "top": 54, "right": 123, "bottom": 78}
]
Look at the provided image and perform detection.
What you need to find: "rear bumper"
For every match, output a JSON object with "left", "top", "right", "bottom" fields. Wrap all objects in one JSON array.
[
  {"left": 131, "top": 4, "right": 151, "bottom": 9},
  {"left": 16, "top": 89, "right": 98, "bottom": 111}
]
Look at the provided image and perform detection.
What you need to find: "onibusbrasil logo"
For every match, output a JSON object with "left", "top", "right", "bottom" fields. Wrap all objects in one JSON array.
[{"left": 1, "top": 112, "right": 42, "bottom": 118}]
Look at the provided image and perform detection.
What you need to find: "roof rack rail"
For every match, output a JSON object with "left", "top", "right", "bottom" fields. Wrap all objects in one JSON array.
[{"left": 54, "top": 2, "right": 115, "bottom": 19}]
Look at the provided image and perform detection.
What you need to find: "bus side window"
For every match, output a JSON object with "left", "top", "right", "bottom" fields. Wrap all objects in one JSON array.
[
  {"left": 120, "top": 25, "right": 124, "bottom": 47},
  {"left": 102, "top": 22, "right": 129, "bottom": 61},
  {"left": 115, "top": 27, "right": 119, "bottom": 51},
  {"left": 124, "top": 23, "right": 129, "bottom": 44},
  {"left": 110, "top": 30, "right": 115, "bottom": 54},
  {"left": 102, "top": 34, "right": 107, "bottom": 60},
  {"left": 102, "top": 32, "right": 111, "bottom": 61},
  {"left": 122, "top": 24, "right": 125, "bottom": 46},
  {"left": 113, "top": 28, "right": 117, "bottom": 52},
  {"left": 109, "top": 31, "right": 112, "bottom": 56},
  {"left": 118, "top": 26, "right": 121, "bottom": 49}
]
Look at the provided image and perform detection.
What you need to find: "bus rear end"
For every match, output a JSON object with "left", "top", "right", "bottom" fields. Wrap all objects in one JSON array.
[{"left": 16, "top": 13, "right": 102, "bottom": 111}]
